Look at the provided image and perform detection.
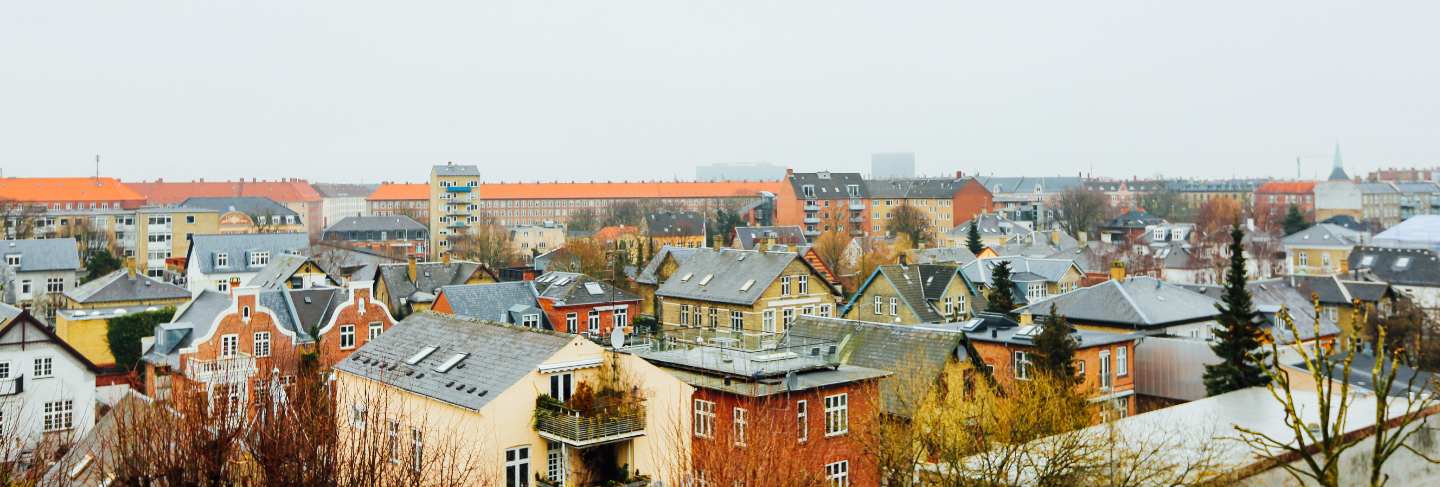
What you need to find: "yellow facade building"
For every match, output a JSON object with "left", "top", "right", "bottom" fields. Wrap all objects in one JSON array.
[
  {"left": 654, "top": 248, "right": 841, "bottom": 334},
  {"left": 53, "top": 268, "right": 191, "bottom": 369}
]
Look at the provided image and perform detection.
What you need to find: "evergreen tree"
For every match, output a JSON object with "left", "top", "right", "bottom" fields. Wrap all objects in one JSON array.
[
  {"left": 1282, "top": 205, "right": 1309, "bottom": 236},
  {"left": 1034, "top": 303, "right": 1078, "bottom": 382},
  {"left": 84, "top": 248, "right": 123, "bottom": 282},
  {"left": 986, "top": 260, "right": 1018, "bottom": 314},
  {"left": 965, "top": 219, "right": 984, "bottom": 255},
  {"left": 1203, "top": 225, "right": 1271, "bottom": 395}
]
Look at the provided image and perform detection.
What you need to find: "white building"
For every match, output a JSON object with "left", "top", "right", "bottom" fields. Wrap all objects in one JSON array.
[
  {"left": 0, "top": 239, "right": 82, "bottom": 314},
  {"left": 182, "top": 233, "right": 310, "bottom": 295},
  {"left": 312, "top": 183, "right": 377, "bottom": 228},
  {"left": 0, "top": 305, "right": 99, "bottom": 461}
]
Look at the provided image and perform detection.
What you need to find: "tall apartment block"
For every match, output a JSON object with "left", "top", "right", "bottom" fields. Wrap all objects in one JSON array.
[{"left": 429, "top": 163, "right": 482, "bottom": 259}]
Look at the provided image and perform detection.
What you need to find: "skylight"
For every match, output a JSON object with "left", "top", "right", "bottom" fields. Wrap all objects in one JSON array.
[
  {"left": 698, "top": 274, "right": 713, "bottom": 286},
  {"left": 681, "top": 272, "right": 694, "bottom": 282},
  {"left": 1015, "top": 325, "right": 1041, "bottom": 339},
  {"left": 739, "top": 279, "right": 756, "bottom": 292},
  {"left": 1361, "top": 255, "right": 1376, "bottom": 266},
  {"left": 434, "top": 353, "right": 469, "bottom": 373},
  {"left": 406, "top": 346, "right": 438, "bottom": 365},
  {"left": 1396, "top": 257, "right": 1412, "bottom": 269},
  {"left": 584, "top": 282, "right": 604, "bottom": 295}
]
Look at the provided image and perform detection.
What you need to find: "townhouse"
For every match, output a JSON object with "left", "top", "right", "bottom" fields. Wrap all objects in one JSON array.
[
  {"left": 333, "top": 312, "right": 691, "bottom": 486},
  {"left": 1282, "top": 223, "right": 1368, "bottom": 275},
  {"left": 182, "top": 233, "right": 310, "bottom": 295},
  {"left": 0, "top": 307, "right": 99, "bottom": 462},
  {"left": 322, "top": 215, "right": 429, "bottom": 259},
  {"left": 128, "top": 178, "right": 325, "bottom": 239},
  {"left": 842, "top": 263, "right": 969, "bottom": 324},
  {"left": 533, "top": 272, "right": 640, "bottom": 337},
  {"left": 179, "top": 196, "right": 306, "bottom": 234},
  {"left": 366, "top": 182, "right": 430, "bottom": 223},
  {"left": 431, "top": 281, "right": 547, "bottom": 328},
  {"left": 958, "top": 256, "right": 1085, "bottom": 308},
  {"left": 0, "top": 238, "right": 82, "bottom": 315},
  {"left": 373, "top": 258, "right": 498, "bottom": 319},
  {"left": 654, "top": 247, "right": 841, "bottom": 334},
  {"left": 779, "top": 170, "right": 869, "bottom": 239},
  {"left": 642, "top": 211, "right": 706, "bottom": 249},
  {"left": 311, "top": 183, "right": 378, "bottom": 227},
  {"left": 54, "top": 268, "right": 191, "bottom": 371}
]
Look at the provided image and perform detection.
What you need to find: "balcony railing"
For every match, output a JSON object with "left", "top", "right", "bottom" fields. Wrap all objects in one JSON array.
[
  {"left": 0, "top": 375, "right": 22, "bottom": 396},
  {"left": 536, "top": 400, "right": 647, "bottom": 448},
  {"left": 185, "top": 353, "right": 257, "bottom": 384}
]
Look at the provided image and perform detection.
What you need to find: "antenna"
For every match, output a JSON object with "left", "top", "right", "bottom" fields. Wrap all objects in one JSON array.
[{"left": 95, "top": 154, "right": 102, "bottom": 186}]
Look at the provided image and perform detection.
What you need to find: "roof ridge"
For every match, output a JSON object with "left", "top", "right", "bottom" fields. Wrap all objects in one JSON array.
[{"left": 1111, "top": 280, "right": 1152, "bottom": 324}]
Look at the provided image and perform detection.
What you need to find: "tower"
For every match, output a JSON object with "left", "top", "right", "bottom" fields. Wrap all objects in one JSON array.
[{"left": 1327, "top": 142, "right": 1349, "bottom": 181}]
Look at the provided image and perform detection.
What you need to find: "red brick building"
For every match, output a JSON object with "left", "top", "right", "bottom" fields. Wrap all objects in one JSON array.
[
  {"left": 963, "top": 312, "right": 1141, "bottom": 418},
  {"left": 532, "top": 271, "right": 640, "bottom": 337},
  {"left": 1254, "top": 181, "right": 1316, "bottom": 230}
]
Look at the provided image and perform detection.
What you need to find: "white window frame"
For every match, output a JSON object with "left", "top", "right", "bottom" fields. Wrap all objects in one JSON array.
[
  {"left": 678, "top": 304, "right": 690, "bottom": 326},
  {"left": 824, "top": 393, "right": 848, "bottom": 437},
  {"left": 249, "top": 251, "right": 270, "bottom": 268},
  {"left": 368, "top": 322, "right": 383, "bottom": 341},
  {"left": 410, "top": 427, "right": 424, "bottom": 473},
  {"left": 873, "top": 295, "right": 883, "bottom": 315},
  {"left": 797, "top": 399, "right": 809, "bottom": 443},
  {"left": 730, "top": 310, "right": 743, "bottom": 331},
  {"left": 43, "top": 400, "right": 74, "bottom": 432},
  {"left": 253, "top": 332, "right": 271, "bottom": 358},
  {"left": 546, "top": 440, "right": 567, "bottom": 484},
  {"left": 694, "top": 399, "right": 715, "bottom": 438},
  {"left": 549, "top": 372, "right": 573, "bottom": 402},
  {"left": 782, "top": 307, "right": 795, "bottom": 331},
  {"left": 1013, "top": 351, "right": 1031, "bottom": 380},
  {"left": 889, "top": 297, "right": 898, "bottom": 316},
  {"left": 1100, "top": 350, "right": 1113, "bottom": 390},
  {"left": 826, "top": 460, "right": 850, "bottom": 487},
  {"left": 763, "top": 309, "right": 776, "bottom": 333},
  {"left": 566, "top": 312, "right": 578, "bottom": 333},
  {"left": 588, "top": 310, "right": 601, "bottom": 334},
  {"left": 797, "top": 275, "right": 809, "bottom": 294},
  {"left": 340, "top": 325, "right": 356, "bottom": 350},
  {"left": 220, "top": 334, "right": 238, "bottom": 358},
  {"left": 1116, "top": 345, "right": 1129, "bottom": 376},
  {"left": 780, "top": 276, "right": 792, "bottom": 296},
  {"left": 522, "top": 314, "right": 540, "bottom": 329},
  {"left": 613, "top": 308, "right": 627, "bottom": 330},
  {"left": 733, "top": 407, "right": 748, "bottom": 446}
]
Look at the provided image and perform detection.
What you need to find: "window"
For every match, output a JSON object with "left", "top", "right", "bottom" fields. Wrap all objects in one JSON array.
[
  {"left": 387, "top": 420, "right": 403, "bottom": 464},
  {"left": 253, "top": 332, "right": 271, "bottom": 358},
  {"left": 826, "top": 460, "right": 850, "bottom": 487},
  {"left": 220, "top": 335, "right": 238, "bottom": 358},
  {"left": 1321, "top": 252, "right": 1332, "bottom": 269},
  {"left": 565, "top": 312, "right": 578, "bottom": 333},
  {"left": 186, "top": 215, "right": 196, "bottom": 224},
  {"left": 43, "top": 400, "right": 74, "bottom": 432},
  {"left": 889, "top": 297, "right": 898, "bottom": 316},
  {"left": 763, "top": 309, "right": 776, "bottom": 333},
  {"left": 33, "top": 356, "right": 53, "bottom": 378},
  {"left": 46, "top": 277, "right": 64, "bottom": 293},
  {"left": 20, "top": 280, "right": 30, "bottom": 295},
  {"left": 731, "top": 310, "right": 743, "bottom": 330},
  {"left": 588, "top": 310, "right": 600, "bottom": 334},
  {"left": 522, "top": 314, "right": 540, "bottom": 328},
  {"left": 242, "top": 306, "right": 250, "bottom": 320},
  {"left": 546, "top": 440, "right": 567, "bottom": 484},
  {"left": 369, "top": 322, "right": 383, "bottom": 341},
  {"left": 708, "top": 307, "right": 718, "bottom": 328},
  {"left": 782, "top": 307, "right": 795, "bottom": 330},
  {"left": 4, "top": 255, "right": 18, "bottom": 267},
  {"left": 943, "top": 297, "right": 953, "bottom": 316},
  {"left": 0, "top": 361, "right": 8, "bottom": 379},
  {"left": 733, "top": 408, "right": 748, "bottom": 446},
  {"left": 1013, "top": 351, "right": 1031, "bottom": 380},
  {"left": 215, "top": 252, "right": 229, "bottom": 268},
  {"left": 824, "top": 394, "right": 848, "bottom": 436},
  {"left": 797, "top": 400, "right": 809, "bottom": 442},
  {"left": 873, "top": 296, "right": 883, "bottom": 315},
  {"left": 340, "top": 325, "right": 356, "bottom": 349},
  {"left": 797, "top": 275, "right": 809, "bottom": 294},
  {"left": 1075, "top": 360, "right": 1086, "bottom": 379},
  {"left": 411, "top": 427, "right": 424, "bottom": 473},
  {"left": 1099, "top": 350, "right": 1113, "bottom": 389},
  {"left": 780, "top": 276, "right": 792, "bottom": 296},
  {"left": 692, "top": 305, "right": 701, "bottom": 328},
  {"left": 679, "top": 304, "right": 690, "bottom": 326},
  {"left": 1116, "top": 346, "right": 1128, "bottom": 376},
  {"left": 216, "top": 279, "right": 229, "bottom": 292},
  {"left": 249, "top": 251, "right": 270, "bottom": 267},
  {"left": 613, "top": 308, "right": 627, "bottom": 329},
  {"left": 819, "top": 304, "right": 832, "bottom": 318},
  {"left": 694, "top": 399, "right": 715, "bottom": 438},
  {"left": 1298, "top": 252, "right": 1309, "bottom": 267}
]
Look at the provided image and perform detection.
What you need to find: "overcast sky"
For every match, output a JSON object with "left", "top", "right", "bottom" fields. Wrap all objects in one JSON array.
[{"left": 3, "top": 1, "right": 1437, "bottom": 183}]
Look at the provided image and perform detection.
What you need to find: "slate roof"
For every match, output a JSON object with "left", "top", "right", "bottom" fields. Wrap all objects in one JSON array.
[
  {"left": 635, "top": 246, "right": 700, "bottom": 285},
  {"left": 845, "top": 264, "right": 958, "bottom": 322},
  {"left": 180, "top": 196, "right": 300, "bottom": 218},
  {"left": 325, "top": 215, "right": 427, "bottom": 234},
  {"left": 973, "top": 176, "right": 1084, "bottom": 194},
  {"left": 655, "top": 248, "right": 808, "bottom": 305},
  {"left": 0, "top": 238, "right": 81, "bottom": 272},
  {"left": 64, "top": 270, "right": 190, "bottom": 304},
  {"left": 1283, "top": 223, "right": 1367, "bottom": 247},
  {"left": 734, "top": 226, "right": 808, "bottom": 250},
  {"left": 1181, "top": 279, "right": 1341, "bottom": 344},
  {"left": 248, "top": 254, "right": 320, "bottom": 289},
  {"left": 1393, "top": 182, "right": 1440, "bottom": 194},
  {"left": 1320, "top": 215, "right": 1368, "bottom": 232},
  {"left": 143, "top": 286, "right": 356, "bottom": 368},
  {"left": 1348, "top": 246, "right": 1440, "bottom": 287},
  {"left": 950, "top": 213, "right": 1022, "bottom": 238},
  {"left": 335, "top": 312, "right": 575, "bottom": 411},
  {"left": 1018, "top": 277, "right": 1220, "bottom": 329},
  {"left": 1103, "top": 209, "right": 1166, "bottom": 229},
  {"left": 912, "top": 246, "right": 979, "bottom": 265},
  {"left": 960, "top": 311, "right": 1140, "bottom": 348},
  {"left": 788, "top": 316, "right": 969, "bottom": 416},
  {"left": 864, "top": 178, "right": 964, "bottom": 199},
  {"left": 311, "top": 183, "right": 379, "bottom": 198},
  {"left": 188, "top": 233, "right": 309, "bottom": 275},
  {"left": 788, "top": 171, "right": 867, "bottom": 199},
  {"left": 435, "top": 281, "right": 546, "bottom": 327},
  {"left": 143, "top": 289, "right": 232, "bottom": 368},
  {"left": 433, "top": 164, "right": 481, "bottom": 177},
  {"left": 1372, "top": 215, "right": 1440, "bottom": 251},
  {"left": 959, "top": 256, "right": 1078, "bottom": 286},
  {"left": 995, "top": 229, "right": 1082, "bottom": 258},
  {"left": 1328, "top": 165, "right": 1350, "bottom": 182},
  {"left": 375, "top": 261, "right": 494, "bottom": 311},
  {"left": 533, "top": 272, "right": 639, "bottom": 306},
  {"left": 1358, "top": 182, "right": 1399, "bottom": 194},
  {"left": 644, "top": 211, "right": 706, "bottom": 238},
  {"left": 1289, "top": 275, "right": 1393, "bottom": 305}
]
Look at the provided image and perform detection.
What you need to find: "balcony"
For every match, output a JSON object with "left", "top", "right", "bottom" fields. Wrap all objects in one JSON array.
[
  {"left": 849, "top": 199, "right": 865, "bottom": 210},
  {"left": 803, "top": 202, "right": 820, "bottom": 211},
  {"left": 536, "top": 399, "right": 647, "bottom": 448},
  {"left": 185, "top": 354, "right": 257, "bottom": 384},
  {"left": 803, "top": 217, "right": 820, "bottom": 224},
  {"left": 448, "top": 221, "right": 468, "bottom": 229},
  {"left": 0, "top": 375, "right": 22, "bottom": 396},
  {"left": 445, "top": 185, "right": 472, "bottom": 193},
  {"left": 850, "top": 216, "right": 864, "bottom": 223}
]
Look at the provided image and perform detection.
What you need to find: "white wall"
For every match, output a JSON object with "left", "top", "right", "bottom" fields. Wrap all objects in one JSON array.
[
  {"left": 0, "top": 319, "right": 98, "bottom": 460},
  {"left": 323, "top": 196, "right": 369, "bottom": 228},
  {"left": 1238, "top": 413, "right": 1440, "bottom": 486}
]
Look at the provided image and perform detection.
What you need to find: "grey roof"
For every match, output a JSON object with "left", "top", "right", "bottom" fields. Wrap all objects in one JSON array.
[
  {"left": 850, "top": 264, "right": 958, "bottom": 322},
  {"left": 655, "top": 248, "right": 805, "bottom": 305},
  {"left": 1159, "top": 244, "right": 1202, "bottom": 269},
  {"left": 1169, "top": 179, "right": 1264, "bottom": 192},
  {"left": 248, "top": 254, "right": 332, "bottom": 289},
  {"left": 949, "top": 213, "right": 1023, "bottom": 238},
  {"left": 0, "top": 238, "right": 81, "bottom": 272},
  {"left": 144, "top": 286, "right": 356, "bottom": 367},
  {"left": 312, "top": 183, "right": 379, "bottom": 198},
  {"left": 1283, "top": 223, "right": 1367, "bottom": 247},
  {"left": 912, "top": 246, "right": 979, "bottom": 265},
  {"left": 1393, "top": 182, "right": 1440, "bottom": 194},
  {"left": 64, "top": 269, "right": 190, "bottom": 304},
  {"left": 1328, "top": 165, "right": 1350, "bottom": 181},
  {"left": 534, "top": 271, "right": 639, "bottom": 306},
  {"left": 188, "top": 233, "right": 310, "bottom": 275},
  {"left": 1018, "top": 277, "right": 1220, "bottom": 329},
  {"left": 1320, "top": 214, "right": 1368, "bottom": 232},
  {"left": 1181, "top": 279, "right": 1341, "bottom": 344},
  {"left": 311, "top": 244, "right": 405, "bottom": 282},
  {"left": 960, "top": 256, "right": 1078, "bottom": 286},
  {"left": 973, "top": 176, "right": 1084, "bottom": 195},
  {"left": 788, "top": 171, "right": 868, "bottom": 199},
  {"left": 180, "top": 196, "right": 299, "bottom": 218},
  {"left": 42, "top": 392, "right": 150, "bottom": 486},
  {"left": 864, "top": 178, "right": 964, "bottom": 199},
  {"left": 734, "top": 226, "right": 807, "bottom": 250},
  {"left": 1372, "top": 215, "right": 1440, "bottom": 251},
  {"left": 335, "top": 312, "right": 574, "bottom": 411},
  {"left": 433, "top": 164, "right": 481, "bottom": 176},
  {"left": 288, "top": 287, "right": 345, "bottom": 332},
  {"left": 994, "top": 229, "right": 1082, "bottom": 258},
  {"left": 635, "top": 246, "right": 700, "bottom": 285},
  {"left": 435, "top": 281, "right": 546, "bottom": 327},
  {"left": 1349, "top": 246, "right": 1440, "bottom": 287},
  {"left": 1294, "top": 351, "right": 1435, "bottom": 397},
  {"left": 788, "top": 316, "right": 969, "bottom": 416},
  {"left": 1358, "top": 182, "right": 1399, "bottom": 194},
  {"left": 960, "top": 311, "right": 1140, "bottom": 348},
  {"left": 0, "top": 302, "right": 21, "bottom": 324},
  {"left": 1103, "top": 209, "right": 1165, "bottom": 229},
  {"left": 325, "top": 215, "right": 426, "bottom": 234},
  {"left": 375, "top": 261, "right": 492, "bottom": 311},
  {"left": 644, "top": 211, "right": 705, "bottom": 237},
  {"left": 143, "top": 289, "right": 231, "bottom": 368},
  {"left": 1290, "top": 274, "right": 1391, "bottom": 306}
]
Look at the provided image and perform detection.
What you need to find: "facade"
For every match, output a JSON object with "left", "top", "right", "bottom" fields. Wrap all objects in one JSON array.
[
  {"left": 655, "top": 248, "right": 841, "bottom": 334},
  {"left": 842, "top": 264, "right": 969, "bottom": 324},
  {"left": 508, "top": 222, "right": 565, "bottom": 263},
  {"left": 1253, "top": 181, "right": 1316, "bottom": 228},
  {"left": 963, "top": 312, "right": 1140, "bottom": 418},
  {"left": 1359, "top": 182, "right": 1403, "bottom": 230},
  {"left": 182, "top": 233, "right": 310, "bottom": 295},
  {"left": 1394, "top": 182, "right": 1440, "bottom": 221},
  {"left": 333, "top": 312, "right": 693, "bottom": 486},
  {"left": 642, "top": 211, "right": 707, "bottom": 249},
  {"left": 0, "top": 177, "right": 146, "bottom": 211},
  {"left": 533, "top": 271, "right": 640, "bottom": 337},
  {"left": 373, "top": 259, "right": 498, "bottom": 319},
  {"left": 1017, "top": 276, "right": 1221, "bottom": 339},
  {"left": 12, "top": 206, "right": 222, "bottom": 279},
  {"left": 958, "top": 256, "right": 1085, "bottom": 308},
  {"left": 0, "top": 238, "right": 82, "bottom": 316},
  {"left": 1098, "top": 209, "right": 1166, "bottom": 244},
  {"left": 366, "top": 182, "right": 429, "bottom": 222},
  {"left": 472, "top": 181, "right": 780, "bottom": 228},
  {"left": 1084, "top": 179, "right": 1169, "bottom": 211},
  {"left": 633, "top": 246, "right": 700, "bottom": 317},
  {"left": 1171, "top": 179, "right": 1262, "bottom": 211},
  {"left": 779, "top": 170, "right": 870, "bottom": 239},
  {"left": 54, "top": 268, "right": 191, "bottom": 370},
  {"left": 1292, "top": 275, "right": 1395, "bottom": 339},
  {"left": 311, "top": 183, "right": 378, "bottom": 227},
  {"left": 865, "top": 179, "right": 958, "bottom": 238},
  {"left": 974, "top": 176, "right": 1084, "bottom": 227},
  {"left": 429, "top": 164, "right": 484, "bottom": 259},
  {"left": 1282, "top": 223, "right": 1368, "bottom": 275},
  {"left": 942, "top": 212, "right": 1027, "bottom": 248},
  {"left": 322, "top": 215, "right": 429, "bottom": 259},
  {"left": 128, "top": 179, "right": 324, "bottom": 239},
  {"left": 0, "top": 308, "right": 100, "bottom": 462},
  {"left": 1349, "top": 246, "right": 1440, "bottom": 316},
  {"left": 180, "top": 196, "right": 306, "bottom": 234}
]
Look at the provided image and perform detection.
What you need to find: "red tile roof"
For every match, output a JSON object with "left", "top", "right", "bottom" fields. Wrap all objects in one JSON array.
[
  {"left": 127, "top": 179, "right": 322, "bottom": 204},
  {"left": 476, "top": 180, "right": 784, "bottom": 200},
  {"left": 367, "top": 183, "right": 428, "bottom": 201},
  {"left": 1256, "top": 181, "right": 1317, "bottom": 194},
  {"left": 0, "top": 177, "right": 145, "bottom": 204}
]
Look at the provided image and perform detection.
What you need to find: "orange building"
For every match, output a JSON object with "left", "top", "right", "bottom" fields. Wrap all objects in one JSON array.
[
  {"left": 963, "top": 312, "right": 1141, "bottom": 418},
  {"left": 0, "top": 177, "right": 146, "bottom": 210},
  {"left": 1254, "top": 181, "right": 1316, "bottom": 230},
  {"left": 366, "top": 182, "right": 429, "bottom": 222},
  {"left": 128, "top": 179, "right": 325, "bottom": 238}
]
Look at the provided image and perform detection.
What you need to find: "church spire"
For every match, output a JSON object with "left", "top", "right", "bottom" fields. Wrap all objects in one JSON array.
[{"left": 1327, "top": 142, "right": 1350, "bottom": 181}]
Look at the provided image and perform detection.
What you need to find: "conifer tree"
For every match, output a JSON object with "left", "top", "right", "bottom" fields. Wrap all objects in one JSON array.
[
  {"left": 1282, "top": 205, "right": 1308, "bottom": 236},
  {"left": 987, "top": 260, "right": 1018, "bottom": 314},
  {"left": 1034, "top": 303, "right": 1078, "bottom": 382},
  {"left": 966, "top": 219, "right": 984, "bottom": 255},
  {"left": 1203, "top": 225, "right": 1271, "bottom": 395}
]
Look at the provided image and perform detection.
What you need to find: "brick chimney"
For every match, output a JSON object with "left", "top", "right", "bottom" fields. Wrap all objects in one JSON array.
[{"left": 407, "top": 255, "right": 418, "bottom": 283}]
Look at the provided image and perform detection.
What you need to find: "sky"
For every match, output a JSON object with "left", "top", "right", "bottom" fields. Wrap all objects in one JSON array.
[{"left": 3, "top": 1, "right": 1438, "bottom": 183}]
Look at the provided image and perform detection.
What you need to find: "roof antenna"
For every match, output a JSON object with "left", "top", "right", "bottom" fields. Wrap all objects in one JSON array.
[{"left": 95, "top": 154, "right": 103, "bottom": 187}]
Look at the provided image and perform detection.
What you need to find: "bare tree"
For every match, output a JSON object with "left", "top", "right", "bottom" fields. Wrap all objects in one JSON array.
[
  {"left": 449, "top": 215, "right": 518, "bottom": 270},
  {"left": 886, "top": 203, "right": 935, "bottom": 246},
  {"left": 1057, "top": 188, "right": 1111, "bottom": 239}
]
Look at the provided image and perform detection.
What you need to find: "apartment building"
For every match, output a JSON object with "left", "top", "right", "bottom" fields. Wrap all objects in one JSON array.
[
  {"left": 655, "top": 247, "right": 841, "bottom": 334},
  {"left": 973, "top": 176, "right": 1083, "bottom": 227},
  {"left": 534, "top": 271, "right": 640, "bottom": 337},
  {"left": 9, "top": 206, "right": 221, "bottom": 279},
  {"left": 471, "top": 180, "right": 780, "bottom": 228},
  {"left": 0, "top": 177, "right": 146, "bottom": 211},
  {"left": 1171, "top": 179, "right": 1262, "bottom": 212},
  {"left": 128, "top": 178, "right": 324, "bottom": 239},
  {"left": 1359, "top": 182, "right": 1403, "bottom": 229},
  {"left": 1084, "top": 179, "right": 1169, "bottom": 211},
  {"left": 779, "top": 171, "right": 869, "bottom": 239},
  {"left": 1254, "top": 181, "right": 1316, "bottom": 228},
  {"left": 429, "top": 164, "right": 483, "bottom": 259},
  {"left": 366, "top": 183, "right": 429, "bottom": 222},
  {"left": 312, "top": 183, "right": 378, "bottom": 227},
  {"left": 864, "top": 179, "right": 958, "bottom": 238},
  {"left": 642, "top": 211, "right": 707, "bottom": 249},
  {"left": 323, "top": 215, "right": 429, "bottom": 259},
  {"left": 1395, "top": 182, "right": 1440, "bottom": 220}
]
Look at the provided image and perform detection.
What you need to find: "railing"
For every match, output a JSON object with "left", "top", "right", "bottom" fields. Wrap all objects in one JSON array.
[
  {"left": 0, "top": 375, "right": 22, "bottom": 396},
  {"left": 536, "top": 401, "right": 647, "bottom": 447},
  {"left": 185, "top": 354, "right": 257, "bottom": 383}
]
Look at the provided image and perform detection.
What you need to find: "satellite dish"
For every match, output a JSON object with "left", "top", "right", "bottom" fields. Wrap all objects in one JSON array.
[{"left": 610, "top": 326, "right": 625, "bottom": 349}]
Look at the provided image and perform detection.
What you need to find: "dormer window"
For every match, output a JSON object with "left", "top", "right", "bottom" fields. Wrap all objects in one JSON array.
[
  {"left": 5, "top": 254, "right": 19, "bottom": 267},
  {"left": 250, "top": 251, "right": 271, "bottom": 268},
  {"left": 215, "top": 252, "right": 229, "bottom": 268},
  {"left": 802, "top": 185, "right": 816, "bottom": 198}
]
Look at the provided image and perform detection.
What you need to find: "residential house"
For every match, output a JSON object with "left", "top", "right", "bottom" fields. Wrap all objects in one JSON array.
[
  {"left": 431, "top": 281, "right": 547, "bottom": 329},
  {"left": 1349, "top": 246, "right": 1440, "bottom": 316},
  {"left": 533, "top": 272, "right": 640, "bottom": 337},
  {"left": 322, "top": 215, "right": 429, "bottom": 259},
  {"left": 994, "top": 227, "right": 1083, "bottom": 259},
  {"left": 1181, "top": 279, "right": 1342, "bottom": 349},
  {"left": 733, "top": 226, "right": 807, "bottom": 250},
  {"left": 943, "top": 212, "right": 1028, "bottom": 249},
  {"left": 180, "top": 196, "right": 306, "bottom": 234},
  {"left": 1253, "top": 181, "right": 1316, "bottom": 229},
  {"left": 590, "top": 225, "right": 644, "bottom": 265},
  {"left": 958, "top": 256, "right": 1085, "bottom": 309},
  {"left": 140, "top": 280, "right": 395, "bottom": 408},
  {"left": 841, "top": 264, "right": 969, "bottom": 324},
  {"left": 0, "top": 238, "right": 82, "bottom": 315},
  {"left": 787, "top": 316, "right": 971, "bottom": 419},
  {"left": 1097, "top": 209, "right": 1166, "bottom": 244},
  {"left": 1282, "top": 223, "right": 1369, "bottom": 275},
  {"left": 182, "top": 233, "right": 310, "bottom": 295},
  {"left": 311, "top": 183, "right": 378, "bottom": 228},
  {"left": 129, "top": 178, "right": 325, "bottom": 239},
  {"left": 780, "top": 170, "right": 869, "bottom": 239},
  {"left": 54, "top": 268, "right": 191, "bottom": 371},
  {"left": 655, "top": 248, "right": 841, "bottom": 334},
  {"left": 366, "top": 182, "right": 429, "bottom": 223},
  {"left": 245, "top": 254, "right": 342, "bottom": 290},
  {"left": 333, "top": 312, "right": 693, "bottom": 486},
  {"left": 508, "top": 222, "right": 565, "bottom": 263},
  {"left": 643, "top": 211, "right": 706, "bottom": 249},
  {"left": 373, "top": 258, "right": 498, "bottom": 319},
  {"left": 911, "top": 246, "right": 979, "bottom": 266},
  {"left": 633, "top": 246, "right": 700, "bottom": 317},
  {"left": 1292, "top": 275, "right": 1395, "bottom": 338},
  {"left": 1017, "top": 276, "right": 1221, "bottom": 338},
  {"left": 0, "top": 307, "right": 99, "bottom": 462}
]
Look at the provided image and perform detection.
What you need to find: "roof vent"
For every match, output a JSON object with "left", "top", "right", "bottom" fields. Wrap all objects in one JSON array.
[
  {"left": 467, "top": 386, "right": 477, "bottom": 393},
  {"left": 304, "top": 296, "right": 312, "bottom": 304},
  {"left": 478, "top": 390, "right": 488, "bottom": 396}
]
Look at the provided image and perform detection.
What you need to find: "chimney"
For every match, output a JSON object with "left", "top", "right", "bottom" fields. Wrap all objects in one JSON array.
[
  {"left": 712, "top": 234, "right": 724, "bottom": 248},
  {"left": 228, "top": 277, "right": 241, "bottom": 297},
  {"left": 1050, "top": 228, "right": 1061, "bottom": 246},
  {"left": 1019, "top": 312, "right": 1033, "bottom": 325},
  {"left": 125, "top": 258, "right": 136, "bottom": 280},
  {"left": 407, "top": 255, "right": 418, "bottom": 282},
  {"left": 955, "top": 170, "right": 964, "bottom": 179},
  {"left": 1109, "top": 260, "right": 1127, "bottom": 281},
  {"left": 898, "top": 253, "right": 908, "bottom": 266}
]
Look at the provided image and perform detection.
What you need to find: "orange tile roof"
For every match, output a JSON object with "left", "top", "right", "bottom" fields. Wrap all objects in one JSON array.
[
  {"left": 0, "top": 177, "right": 145, "bottom": 203},
  {"left": 1256, "top": 181, "right": 1316, "bottom": 194},
  {"left": 476, "top": 180, "right": 785, "bottom": 200},
  {"left": 127, "top": 179, "right": 322, "bottom": 204},
  {"left": 367, "top": 183, "right": 428, "bottom": 201},
  {"left": 592, "top": 225, "right": 641, "bottom": 241}
]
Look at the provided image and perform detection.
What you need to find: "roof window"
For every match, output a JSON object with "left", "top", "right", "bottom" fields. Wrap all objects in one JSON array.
[
  {"left": 406, "top": 346, "right": 438, "bottom": 365},
  {"left": 434, "top": 353, "right": 469, "bottom": 373},
  {"left": 680, "top": 272, "right": 694, "bottom": 282},
  {"left": 739, "top": 279, "right": 756, "bottom": 292},
  {"left": 584, "top": 282, "right": 604, "bottom": 295},
  {"left": 698, "top": 274, "right": 713, "bottom": 286}
]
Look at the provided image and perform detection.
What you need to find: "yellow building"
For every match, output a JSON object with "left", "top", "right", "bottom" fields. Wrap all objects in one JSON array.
[
  {"left": 1282, "top": 223, "right": 1368, "bottom": 276},
  {"left": 654, "top": 247, "right": 841, "bottom": 334},
  {"left": 958, "top": 256, "right": 1085, "bottom": 310},
  {"left": 373, "top": 258, "right": 498, "bottom": 319},
  {"left": 11, "top": 207, "right": 221, "bottom": 279},
  {"left": 866, "top": 179, "right": 957, "bottom": 239},
  {"left": 842, "top": 263, "right": 969, "bottom": 324},
  {"left": 642, "top": 211, "right": 707, "bottom": 250},
  {"left": 53, "top": 267, "right": 191, "bottom": 369},
  {"left": 333, "top": 312, "right": 693, "bottom": 486},
  {"left": 430, "top": 163, "right": 483, "bottom": 259}
]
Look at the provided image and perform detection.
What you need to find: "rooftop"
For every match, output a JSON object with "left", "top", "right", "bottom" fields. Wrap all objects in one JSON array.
[
  {"left": 128, "top": 179, "right": 321, "bottom": 204},
  {"left": 0, "top": 177, "right": 145, "bottom": 203},
  {"left": 367, "top": 183, "right": 429, "bottom": 201}
]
